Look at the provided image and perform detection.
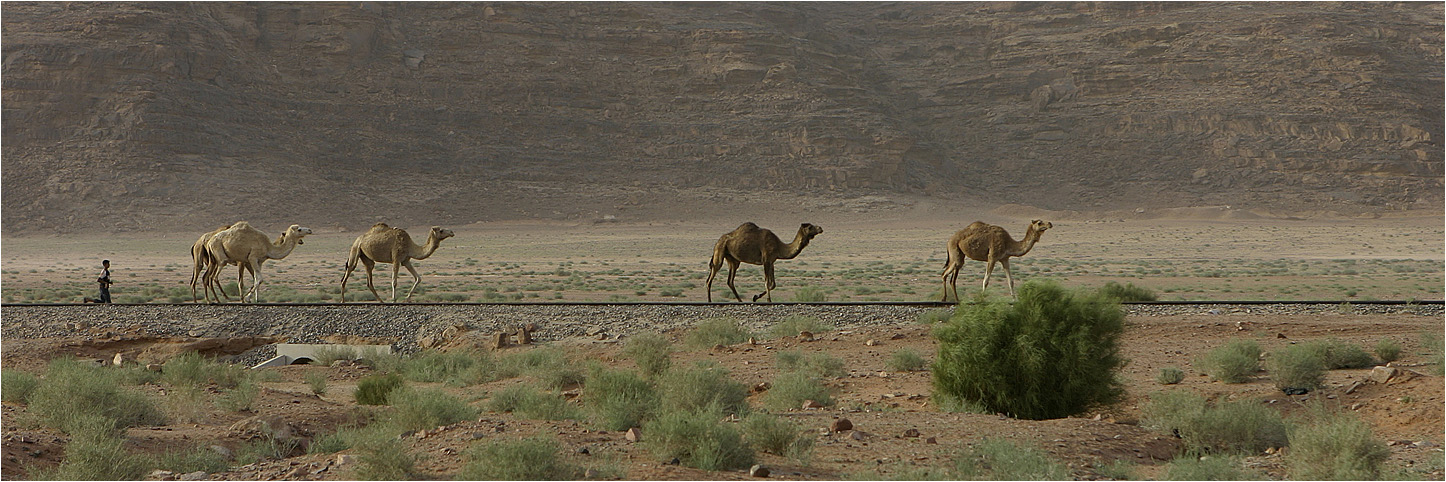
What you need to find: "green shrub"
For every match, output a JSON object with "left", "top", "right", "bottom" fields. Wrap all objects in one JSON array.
[
  {"left": 351, "top": 438, "right": 415, "bottom": 481},
  {"left": 354, "top": 373, "right": 406, "bottom": 405},
  {"left": 1198, "top": 339, "right": 1261, "bottom": 384},
  {"left": 932, "top": 281, "right": 1126, "bottom": 419},
  {"left": 621, "top": 333, "right": 674, "bottom": 379},
  {"left": 34, "top": 415, "right": 154, "bottom": 481},
  {"left": 1163, "top": 455, "right": 1259, "bottom": 480},
  {"left": 684, "top": 317, "right": 754, "bottom": 349},
  {"left": 887, "top": 349, "right": 929, "bottom": 372},
  {"left": 1143, "top": 391, "right": 1287, "bottom": 455},
  {"left": 1287, "top": 408, "right": 1390, "bottom": 480},
  {"left": 305, "top": 372, "right": 328, "bottom": 396},
  {"left": 659, "top": 361, "right": 750, "bottom": 417},
  {"left": 2, "top": 370, "right": 39, "bottom": 403},
  {"left": 389, "top": 387, "right": 479, "bottom": 432},
  {"left": 485, "top": 384, "right": 579, "bottom": 420},
  {"left": 217, "top": 379, "right": 259, "bottom": 412},
  {"left": 952, "top": 438, "right": 1070, "bottom": 480},
  {"left": 30, "top": 358, "right": 166, "bottom": 434},
  {"left": 790, "top": 286, "right": 828, "bottom": 302},
  {"left": 741, "top": 413, "right": 813, "bottom": 462},
  {"left": 584, "top": 368, "right": 657, "bottom": 431},
  {"left": 308, "top": 345, "right": 360, "bottom": 366},
  {"left": 154, "top": 446, "right": 230, "bottom": 474},
  {"left": 776, "top": 351, "right": 846, "bottom": 378},
  {"left": 1307, "top": 338, "right": 1376, "bottom": 369},
  {"left": 162, "top": 351, "right": 250, "bottom": 389},
  {"left": 401, "top": 349, "right": 496, "bottom": 386},
  {"left": 1373, "top": 339, "right": 1402, "bottom": 364},
  {"left": 917, "top": 308, "right": 954, "bottom": 325},
  {"left": 768, "top": 315, "right": 833, "bottom": 338},
  {"left": 1268, "top": 344, "right": 1326, "bottom": 392},
  {"left": 643, "top": 402, "right": 755, "bottom": 471},
  {"left": 1095, "top": 459, "right": 1136, "bottom": 480},
  {"left": 457, "top": 436, "right": 583, "bottom": 480},
  {"left": 1157, "top": 367, "right": 1185, "bottom": 385},
  {"left": 1098, "top": 281, "right": 1158, "bottom": 302},
  {"left": 497, "top": 347, "right": 585, "bottom": 390},
  {"left": 233, "top": 436, "right": 301, "bottom": 466},
  {"left": 763, "top": 371, "right": 833, "bottom": 411}
]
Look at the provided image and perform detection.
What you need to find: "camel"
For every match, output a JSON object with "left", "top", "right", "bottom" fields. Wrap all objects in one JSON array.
[
  {"left": 202, "top": 222, "right": 312, "bottom": 303},
  {"left": 339, "top": 223, "right": 455, "bottom": 303},
  {"left": 940, "top": 219, "right": 1052, "bottom": 302},
  {"left": 189, "top": 225, "right": 237, "bottom": 303},
  {"left": 705, "top": 222, "right": 824, "bottom": 303}
]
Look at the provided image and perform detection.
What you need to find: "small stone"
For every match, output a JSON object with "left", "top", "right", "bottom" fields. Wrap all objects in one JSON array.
[
  {"left": 850, "top": 430, "right": 866, "bottom": 441},
  {"left": 668, "top": 457, "right": 681, "bottom": 465},
  {"left": 864, "top": 339, "right": 879, "bottom": 346},
  {"left": 492, "top": 332, "right": 510, "bottom": 349},
  {"left": 752, "top": 382, "right": 771, "bottom": 393},
  {"left": 903, "top": 428, "right": 920, "bottom": 438},
  {"left": 890, "top": 333, "right": 905, "bottom": 340},
  {"left": 802, "top": 399, "right": 824, "bottom": 409},
  {"left": 149, "top": 470, "right": 175, "bottom": 479},
  {"left": 748, "top": 336, "right": 758, "bottom": 345},
  {"left": 830, "top": 418, "right": 853, "bottom": 432},
  {"left": 625, "top": 427, "right": 642, "bottom": 442},
  {"left": 516, "top": 327, "right": 532, "bottom": 345},
  {"left": 112, "top": 352, "right": 126, "bottom": 366},
  {"left": 146, "top": 363, "right": 164, "bottom": 372},
  {"left": 335, "top": 454, "right": 358, "bottom": 465},
  {"left": 1344, "top": 381, "right": 1362, "bottom": 394},
  {"left": 925, "top": 436, "right": 937, "bottom": 444},
  {"left": 576, "top": 446, "right": 590, "bottom": 455},
  {"left": 1369, "top": 366, "right": 1400, "bottom": 384},
  {"left": 750, "top": 464, "right": 771, "bottom": 477},
  {"left": 179, "top": 471, "right": 208, "bottom": 481},
  {"left": 798, "top": 331, "right": 815, "bottom": 342},
  {"left": 1277, "top": 333, "right": 1288, "bottom": 339}
]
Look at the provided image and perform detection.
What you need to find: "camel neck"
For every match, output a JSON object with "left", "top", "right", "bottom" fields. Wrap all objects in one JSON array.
[
  {"left": 410, "top": 234, "right": 443, "bottom": 260},
  {"left": 1008, "top": 226, "right": 1042, "bottom": 257},
  {"left": 779, "top": 230, "right": 814, "bottom": 260}
]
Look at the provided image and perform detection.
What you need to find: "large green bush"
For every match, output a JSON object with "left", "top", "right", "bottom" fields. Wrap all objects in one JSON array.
[
  {"left": 643, "top": 402, "right": 754, "bottom": 471},
  {"left": 457, "top": 436, "right": 583, "bottom": 480},
  {"left": 931, "top": 281, "right": 1126, "bottom": 419},
  {"left": 584, "top": 368, "right": 658, "bottom": 431},
  {"left": 1143, "top": 390, "right": 1288, "bottom": 456},
  {"left": 659, "top": 361, "right": 750, "bottom": 417},
  {"left": 1198, "top": 339, "right": 1261, "bottom": 384},
  {"left": 1287, "top": 407, "right": 1390, "bottom": 480},
  {"left": 1268, "top": 344, "right": 1326, "bottom": 392}
]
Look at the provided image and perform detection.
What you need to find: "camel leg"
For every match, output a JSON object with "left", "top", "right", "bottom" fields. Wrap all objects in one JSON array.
[
  {"left": 390, "top": 262, "right": 402, "bottom": 303},
  {"left": 402, "top": 260, "right": 422, "bottom": 302},
  {"left": 981, "top": 259, "right": 996, "bottom": 293},
  {"left": 339, "top": 252, "right": 360, "bottom": 303},
  {"left": 241, "top": 262, "right": 263, "bottom": 303},
  {"left": 360, "top": 259, "right": 383, "bottom": 303},
  {"left": 752, "top": 262, "right": 776, "bottom": 303},
  {"left": 725, "top": 259, "right": 744, "bottom": 302},
  {"left": 705, "top": 260, "right": 723, "bottom": 303},
  {"left": 201, "top": 260, "right": 222, "bottom": 304},
  {"left": 941, "top": 259, "right": 962, "bottom": 303},
  {"left": 1000, "top": 258, "right": 1016, "bottom": 299}
]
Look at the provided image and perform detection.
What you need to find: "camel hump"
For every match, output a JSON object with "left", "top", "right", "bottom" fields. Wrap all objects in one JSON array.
[
  {"left": 737, "top": 222, "right": 761, "bottom": 232},
  {"left": 231, "top": 221, "right": 251, "bottom": 229},
  {"left": 371, "top": 222, "right": 390, "bottom": 230}
]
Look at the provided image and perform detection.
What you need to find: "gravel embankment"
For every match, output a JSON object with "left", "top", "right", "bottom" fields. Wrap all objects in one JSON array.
[{"left": 3, "top": 303, "right": 1439, "bottom": 362}]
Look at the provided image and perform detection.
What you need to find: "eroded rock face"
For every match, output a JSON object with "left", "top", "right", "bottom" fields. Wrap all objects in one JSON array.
[{"left": 1, "top": 3, "right": 1439, "bottom": 234}]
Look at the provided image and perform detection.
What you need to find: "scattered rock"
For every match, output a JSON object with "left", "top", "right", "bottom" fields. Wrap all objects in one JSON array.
[
  {"left": 112, "top": 352, "right": 127, "bottom": 366},
  {"left": 625, "top": 427, "right": 642, "bottom": 442},
  {"left": 750, "top": 464, "right": 771, "bottom": 477},
  {"left": 925, "top": 436, "right": 937, "bottom": 444},
  {"left": 516, "top": 325, "right": 533, "bottom": 345},
  {"left": 492, "top": 332, "right": 510, "bottom": 349},
  {"left": 335, "top": 454, "right": 358, "bottom": 465},
  {"left": 751, "top": 382, "right": 772, "bottom": 393},
  {"left": 890, "top": 333, "right": 905, "bottom": 340},
  {"left": 902, "top": 428, "right": 920, "bottom": 438},
  {"left": 864, "top": 339, "right": 879, "bottom": 346},
  {"left": 1345, "top": 381, "right": 1363, "bottom": 394},
  {"left": 1369, "top": 366, "right": 1401, "bottom": 384},
  {"left": 798, "top": 331, "right": 815, "bottom": 342},
  {"left": 802, "top": 399, "right": 824, "bottom": 409},
  {"left": 850, "top": 430, "right": 867, "bottom": 441},
  {"left": 209, "top": 444, "right": 232, "bottom": 460},
  {"left": 830, "top": 418, "right": 853, "bottom": 432},
  {"left": 179, "top": 471, "right": 207, "bottom": 481}
]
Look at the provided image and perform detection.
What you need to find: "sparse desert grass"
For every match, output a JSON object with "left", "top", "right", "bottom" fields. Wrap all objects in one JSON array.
[
  {"left": 30, "top": 414, "right": 155, "bottom": 480},
  {"left": 643, "top": 402, "right": 755, "bottom": 471},
  {"left": 354, "top": 373, "right": 406, "bottom": 405},
  {"left": 1143, "top": 390, "right": 1287, "bottom": 456},
  {"left": 1095, "top": 459, "right": 1137, "bottom": 480},
  {"left": 763, "top": 371, "right": 834, "bottom": 411},
  {"left": 29, "top": 357, "right": 166, "bottom": 434},
  {"left": 621, "top": 332, "right": 673, "bottom": 379},
  {"left": 387, "top": 387, "right": 479, "bottom": 432},
  {"left": 684, "top": 317, "right": 754, "bottom": 348},
  {"left": 1163, "top": 455, "right": 1259, "bottom": 480},
  {"left": 584, "top": 367, "right": 657, "bottom": 431},
  {"left": 1097, "top": 281, "right": 1158, "bottom": 301},
  {"left": 485, "top": 384, "right": 580, "bottom": 421},
  {"left": 456, "top": 436, "right": 584, "bottom": 480},
  {"left": 497, "top": 346, "right": 586, "bottom": 390},
  {"left": 233, "top": 436, "right": 301, "bottom": 466},
  {"left": 768, "top": 315, "right": 833, "bottom": 338},
  {"left": 305, "top": 371, "right": 328, "bottom": 396},
  {"left": 1287, "top": 406, "right": 1391, "bottom": 480},
  {"left": 886, "top": 349, "right": 929, "bottom": 372},
  {"left": 401, "top": 348, "right": 497, "bottom": 386},
  {"left": 1305, "top": 338, "right": 1376, "bottom": 369},
  {"left": 741, "top": 413, "right": 814, "bottom": 462},
  {"left": 1268, "top": 344, "right": 1326, "bottom": 392},
  {"left": 1157, "top": 367, "right": 1185, "bottom": 385},
  {"left": 1373, "top": 339, "right": 1402, "bottom": 364},
  {"left": 952, "top": 437, "right": 1071, "bottom": 480},
  {"left": 659, "top": 361, "right": 750, "bottom": 416},
  {"left": 789, "top": 286, "right": 829, "bottom": 302},
  {"left": 1197, "top": 339, "right": 1261, "bottom": 384},
  {"left": 154, "top": 446, "right": 230, "bottom": 475},
  {"left": 217, "top": 379, "right": 259, "bottom": 412},
  {"left": 350, "top": 438, "right": 416, "bottom": 481},
  {"left": 932, "top": 281, "right": 1125, "bottom": 420},
  {"left": 1, "top": 370, "right": 39, "bottom": 403},
  {"left": 775, "top": 350, "right": 847, "bottom": 378},
  {"left": 162, "top": 351, "right": 251, "bottom": 389}
]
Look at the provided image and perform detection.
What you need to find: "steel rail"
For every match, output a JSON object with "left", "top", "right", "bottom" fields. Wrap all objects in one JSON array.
[{"left": 2, "top": 300, "right": 1441, "bottom": 308}]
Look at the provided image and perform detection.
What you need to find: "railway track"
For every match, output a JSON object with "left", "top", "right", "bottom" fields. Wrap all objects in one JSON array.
[{"left": 3, "top": 300, "right": 1441, "bottom": 307}]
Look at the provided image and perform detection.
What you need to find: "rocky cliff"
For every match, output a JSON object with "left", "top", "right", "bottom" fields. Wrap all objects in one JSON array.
[{"left": 3, "top": 2, "right": 1441, "bottom": 234}]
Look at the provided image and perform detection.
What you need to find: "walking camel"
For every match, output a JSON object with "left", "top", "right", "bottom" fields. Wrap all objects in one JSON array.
[
  {"left": 940, "top": 219, "right": 1052, "bottom": 302},
  {"left": 202, "top": 222, "right": 313, "bottom": 303},
  {"left": 706, "top": 222, "right": 824, "bottom": 303},
  {"left": 340, "top": 223, "right": 455, "bottom": 303}
]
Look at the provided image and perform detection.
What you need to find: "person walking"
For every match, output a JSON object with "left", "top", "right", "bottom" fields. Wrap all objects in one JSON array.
[{"left": 96, "top": 259, "right": 113, "bottom": 303}]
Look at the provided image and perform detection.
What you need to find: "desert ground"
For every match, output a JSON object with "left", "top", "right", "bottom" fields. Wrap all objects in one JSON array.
[{"left": 1, "top": 206, "right": 1443, "bottom": 480}]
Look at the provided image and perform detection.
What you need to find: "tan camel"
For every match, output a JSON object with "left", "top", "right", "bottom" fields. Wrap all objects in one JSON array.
[
  {"left": 940, "top": 219, "right": 1052, "bottom": 302},
  {"left": 189, "top": 225, "right": 237, "bottom": 303},
  {"left": 706, "top": 222, "right": 824, "bottom": 303},
  {"left": 202, "top": 222, "right": 312, "bottom": 303},
  {"left": 339, "top": 223, "right": 455, "bottom": 303}
]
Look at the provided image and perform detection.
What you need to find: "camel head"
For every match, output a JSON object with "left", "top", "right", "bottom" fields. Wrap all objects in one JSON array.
[
  {"left": 799, "top": 223, "right": 824, "bottom": 239},
  {"left": 285, "top": 224, "right": 314, "bottom": 245},
  {"left": 1030, "top": 219, "right": 1053, "bottom": 234},
  {"left": 431, "top": 226, "right": 456, "bottom": 242}
]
